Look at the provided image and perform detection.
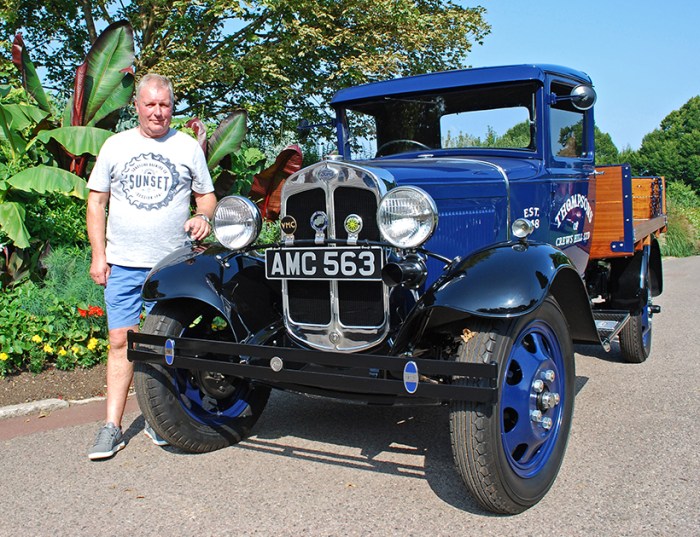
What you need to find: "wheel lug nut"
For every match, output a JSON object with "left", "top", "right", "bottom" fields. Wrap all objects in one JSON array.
[
  {"left": 541, "top": 417, "right": 553, "bottom": 430},
  {"left": 543, "top": 369, "right": 556, "bottom": 382},
  {"left": 532, "top": 379, "right": 544, "bottom": 393},
  {"left": 541, "top": 392, "right": 561, "bottom": 409},
  {"left": 530, "top": 410, "right": 543, "bottom": 423}
]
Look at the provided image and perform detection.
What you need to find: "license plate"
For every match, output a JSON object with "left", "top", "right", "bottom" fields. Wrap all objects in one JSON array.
[{"left": 265, "top": 247, "right": 383, "bottom": 280}]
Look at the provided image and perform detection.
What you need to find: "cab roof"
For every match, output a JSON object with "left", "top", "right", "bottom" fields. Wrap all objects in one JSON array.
[{"left": 330, "top": 64, "right": 592, "bottom": 106}]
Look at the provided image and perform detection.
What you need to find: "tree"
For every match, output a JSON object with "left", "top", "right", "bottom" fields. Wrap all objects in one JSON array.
[
  {"left": 0, "top": 1, "right": 490, "bottom": 142},
  {"left": 630, "top": 96, "right": 700, "bottom": 190},
  {"left": 593, "top": 126, "right": 620, "bottom": 166}
]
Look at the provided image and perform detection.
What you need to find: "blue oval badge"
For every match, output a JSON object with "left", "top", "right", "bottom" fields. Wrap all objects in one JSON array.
[
  {"left": 164, "top": 338, "right": 175, "bottom": 366},
  {"left": 403, "top": 360, "right": 419, "bottom": 394}
]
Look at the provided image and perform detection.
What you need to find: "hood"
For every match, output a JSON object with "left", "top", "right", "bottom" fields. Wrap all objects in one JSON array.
[{"left": 354, "top": 155, "right": 541, "bottom": 201}]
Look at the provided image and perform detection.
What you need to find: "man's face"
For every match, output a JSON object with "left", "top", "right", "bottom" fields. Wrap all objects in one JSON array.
[{"left": 135, "top": 83, "right": 173, "bottom": 138}]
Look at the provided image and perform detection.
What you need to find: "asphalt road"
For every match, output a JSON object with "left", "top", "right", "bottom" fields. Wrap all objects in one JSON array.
[{"left": 1, "top": 256, "right": 698, "bottom": 536}]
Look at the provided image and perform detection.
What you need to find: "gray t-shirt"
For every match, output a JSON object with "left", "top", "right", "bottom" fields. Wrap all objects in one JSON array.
[{"left": 87, "top": 127, "right": 214, "bottom": 267}]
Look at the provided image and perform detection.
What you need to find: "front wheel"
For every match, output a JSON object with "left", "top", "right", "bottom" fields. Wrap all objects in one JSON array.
[
  {"left": 450, "top": 296, "right": 575, "bottom": 514},
  {"left": 133, "top": 302, "right": 270, "bottom": 453}
]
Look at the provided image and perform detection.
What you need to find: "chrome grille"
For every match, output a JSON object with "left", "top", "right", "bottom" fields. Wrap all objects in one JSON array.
[{"left": 279, "top": 161, "right": 390, "bottom": 352}]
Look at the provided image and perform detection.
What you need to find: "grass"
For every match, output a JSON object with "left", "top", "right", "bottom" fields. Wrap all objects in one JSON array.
[{"left": 661, "top": 181, "right": 700, "bottom": 257}]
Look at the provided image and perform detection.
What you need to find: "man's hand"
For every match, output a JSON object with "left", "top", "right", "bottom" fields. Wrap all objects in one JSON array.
[
  {"left": 184, "top": 214, "right": 211, "bottom": 242},
  {"left": 90, "top": 256, "right": 111, "bottom": 287}
]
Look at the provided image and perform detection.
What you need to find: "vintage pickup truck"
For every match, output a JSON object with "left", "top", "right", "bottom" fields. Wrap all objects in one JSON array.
[{"left": 128, "top": 64, "right": 666, "bottom": 514}]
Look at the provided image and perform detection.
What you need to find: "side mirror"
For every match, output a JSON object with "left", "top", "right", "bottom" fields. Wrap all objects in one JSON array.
[
  {"left": 569, "top": 85, "right": 597, "bottom": 110},
  {"left": 296, "top": 118, "right": 333, "bottom": 143}
]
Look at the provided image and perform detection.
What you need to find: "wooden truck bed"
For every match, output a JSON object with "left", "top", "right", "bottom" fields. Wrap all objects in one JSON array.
[{"left": 589, "top": 164, "right": 667, "bottom": 260}]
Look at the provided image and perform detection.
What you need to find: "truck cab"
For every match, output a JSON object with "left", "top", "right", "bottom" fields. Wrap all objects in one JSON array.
[{"left": 332, "top": 64, "right": 597, "bottom": 274}]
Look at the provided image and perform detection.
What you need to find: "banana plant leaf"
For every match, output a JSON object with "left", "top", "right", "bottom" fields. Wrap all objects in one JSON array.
[
  {"left": 0, "top": 201, "right": 30, "bottom": 248},
  {"left": 35, "top": 126, "right": 114, "bottom": 157},
  {"left": 248, "top": 145, "right": 303, "bottom": 220},
  {"left": 0, "top": 104, "right": 27, "bottom": 158},
  {"left": 88, "top": 72, "right": 135, "bottom": 127},
  {"left": 213, "top": 147, "right": 266, "bottom": 199},
  {"left": 185, "top": 117, "right": 208, "bottom": 153},
  {"left": 74, "top": 20, "right": 135, "bottom": 127},
  {"left": 7, "top": 165, "right": 89, "bottom": 199},
  {"left": 206, "top": 110, "right": 247, "bottom": 170},
  {"left": 11, "top": 34, "right": 51, "bottom": 113},
  {"left": 0, "top": 103, "right": 49, "bottom": 132}
]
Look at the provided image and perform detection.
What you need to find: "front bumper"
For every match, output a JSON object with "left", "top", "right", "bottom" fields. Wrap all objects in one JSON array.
[{"left": 127, "top": 332, "right": 498, "bottom": 403}]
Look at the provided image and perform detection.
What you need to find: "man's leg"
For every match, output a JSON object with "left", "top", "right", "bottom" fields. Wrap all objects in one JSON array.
[
  {"left": 88, "top": 265, "right": 150, "bottom": 460},
  {"left": 106, "top": 325, "right": 139, "bottom": 428}
]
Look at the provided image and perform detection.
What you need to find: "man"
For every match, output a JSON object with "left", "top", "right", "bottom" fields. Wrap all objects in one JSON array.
[{"left": 86, "top": 73, "right": 216, "bottom": 460}]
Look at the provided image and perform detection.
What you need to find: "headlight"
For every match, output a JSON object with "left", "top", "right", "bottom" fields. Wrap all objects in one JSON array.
[
  {"left": 377, "top": 186, "right": 438, "bottom": 249},
  {"left": 213, "top": 196, "right": 261, "bottom": 250}
]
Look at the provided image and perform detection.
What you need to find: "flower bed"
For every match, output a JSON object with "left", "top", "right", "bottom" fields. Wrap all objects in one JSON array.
[{"left": 0, "top": 246, "right": 108, "bottom": 376}]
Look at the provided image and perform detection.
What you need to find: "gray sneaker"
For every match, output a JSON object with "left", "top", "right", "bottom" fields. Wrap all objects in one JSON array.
[
  {"left": 144, "top": 421, "right": 169, "bottom": 447},
  {"left": 88, "top": 422, "right": 126, "bottom": 460}
]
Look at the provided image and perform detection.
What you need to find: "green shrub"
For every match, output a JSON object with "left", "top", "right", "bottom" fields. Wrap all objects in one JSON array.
[
  {"left": 41, "top": 246, "right": 105, "bottom": 307},
  {"left": 662, "top": 181, "right": 700, "bottom": 257},
  {"left": 24, "top": 194, "right": 89, "bottom": 249}
]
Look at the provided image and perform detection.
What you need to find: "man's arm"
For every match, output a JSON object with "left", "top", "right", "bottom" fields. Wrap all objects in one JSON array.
[
  {"left": 87, "top": 190, "right": 111, "bottom": 286},
  {"left": 184, "top": 191, "right": 217, "bottom": 241}
]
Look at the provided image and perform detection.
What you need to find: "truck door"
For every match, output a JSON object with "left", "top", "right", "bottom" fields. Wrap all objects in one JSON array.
[{"left": 546, "top": 79, "right": 596, "bottom": 274}]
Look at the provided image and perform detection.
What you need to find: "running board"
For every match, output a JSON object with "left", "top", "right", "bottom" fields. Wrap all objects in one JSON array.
[{"left": 593, "top": 311, "right": 631, "bottom": 351}]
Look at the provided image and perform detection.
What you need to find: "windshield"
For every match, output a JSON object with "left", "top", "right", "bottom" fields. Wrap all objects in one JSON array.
[{"left": 344, "top": 81, "right": 538, "bottom": 159}]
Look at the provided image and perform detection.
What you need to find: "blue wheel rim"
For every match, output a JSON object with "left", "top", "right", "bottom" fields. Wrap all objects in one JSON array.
[
  {"left": 173, "top": 369, "right": 249, "bottom": 426},
  {"left": 168, "top": 318, "right": 250, "bottom": 426},
  {"left": 500, "top": 319, "right": 565, "bottom": 478},
  {"left": 641, "top": 303, "right": 651, "bottom": 349}
]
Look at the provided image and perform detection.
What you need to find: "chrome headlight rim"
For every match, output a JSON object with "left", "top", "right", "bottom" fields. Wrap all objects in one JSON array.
[
  {"left": 511, "top": 217, "right": 535, "bottom": 239},
  {"left": 377, "top": 186, "right": 438, "bottom": 249},
  {"left": 213, "top": 196, "right": 262, "bottom": 250}
]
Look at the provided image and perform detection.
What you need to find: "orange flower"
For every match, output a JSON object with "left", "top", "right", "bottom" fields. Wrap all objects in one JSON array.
[
  {"left": 79, "top": 305, "right": 105, "bottom": 317},
  {"left": 88, "top": 306, "right": 105, "bottom": 317}
]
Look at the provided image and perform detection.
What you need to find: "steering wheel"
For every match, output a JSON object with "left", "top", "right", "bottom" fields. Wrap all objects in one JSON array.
[{"left": 375, "top": 139, "right": 431, "bottom": 157}]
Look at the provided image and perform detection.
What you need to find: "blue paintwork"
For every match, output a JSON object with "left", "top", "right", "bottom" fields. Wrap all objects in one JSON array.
[{"left": 331, "top": 64, "right": 592, "bottom": 106}]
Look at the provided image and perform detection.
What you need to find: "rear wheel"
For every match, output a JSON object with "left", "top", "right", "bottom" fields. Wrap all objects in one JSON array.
[
  {"left": 619, "top": 264, "right": 653, "bottom": 363},
  {"left": 133, "top": 303, "right": 270, "bottom": 452},
  {"left": 450, "top": 296, "right": 575, "bottom": 514}
]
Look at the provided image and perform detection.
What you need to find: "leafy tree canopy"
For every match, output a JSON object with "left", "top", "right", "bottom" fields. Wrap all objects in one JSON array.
[
  {"left": 630, "top": 95, "right": 700, "bottom": 190},
  {"left": 594, "top": 126, "right": 619, "bottom": 166},
  {"left": 1, "top": 1, "right": 490, "bottom": 142}
]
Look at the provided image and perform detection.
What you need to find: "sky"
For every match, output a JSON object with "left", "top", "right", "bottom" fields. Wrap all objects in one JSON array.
[{"left": 466, "top": 0, "right": 700, "bottom": 150}]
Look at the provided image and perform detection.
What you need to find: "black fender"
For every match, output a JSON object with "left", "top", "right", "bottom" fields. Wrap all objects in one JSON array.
[
  {"left": 393, "top": 241, "right": 600, "bottom": 351},
  {"left": 142, "top": 244, "right": 282, "bottom": 337},
  {"left": 609, "top": 238, "right": 663, "bottom": 310}
]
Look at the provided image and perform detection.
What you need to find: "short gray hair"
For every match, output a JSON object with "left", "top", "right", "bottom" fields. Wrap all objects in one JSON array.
[{"left": 135, "top": 73, "right": 174, "bottom": 105}]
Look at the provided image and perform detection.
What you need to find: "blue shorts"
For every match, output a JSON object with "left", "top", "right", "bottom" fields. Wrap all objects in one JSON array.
[{"left": 104, "top": 265, "right": 155, "bottom": 330}]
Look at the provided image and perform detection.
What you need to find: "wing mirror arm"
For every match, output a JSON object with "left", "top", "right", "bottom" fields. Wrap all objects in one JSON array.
[
  {"left": 297, "top": 119, "right": 333, "bottom": 142},
  {"left": 548, "top": 85, "right": 597, "bottom": 111}
]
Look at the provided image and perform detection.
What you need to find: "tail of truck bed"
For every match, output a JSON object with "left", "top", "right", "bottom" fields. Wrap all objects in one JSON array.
[{"left": 589, "top": 164, "right": 667, "bottom": 260}]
